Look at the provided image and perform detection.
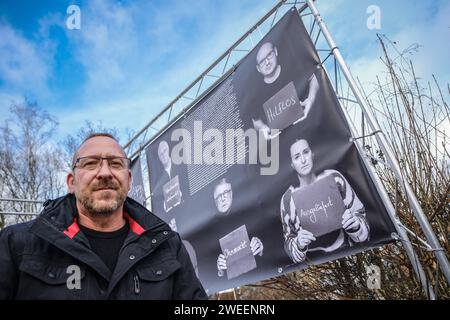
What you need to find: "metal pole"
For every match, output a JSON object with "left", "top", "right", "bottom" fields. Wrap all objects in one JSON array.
[
  {"left": 306, "top": 0, "right": 450, "bottom": 284},
  {"left": 319, "top": 56, "right": 435, "bottom": 298},
  {"left": 335, "top": 89, "right": 436, "bottom": 299},
  {"left": 0, "top": 212, "right": 40, "bottom": 216},
  {"left": 0, "top": 198, "right": 44, "bottom": 203}
]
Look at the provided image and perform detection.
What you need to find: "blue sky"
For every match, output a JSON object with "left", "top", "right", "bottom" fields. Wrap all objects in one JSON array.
[{"left": 0, "top": 0, "right": 449, "bottom": 144}]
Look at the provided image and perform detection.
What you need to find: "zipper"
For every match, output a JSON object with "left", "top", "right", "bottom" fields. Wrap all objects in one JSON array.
[{"left": 133, "top": 275, "right": 140, "bottom": 294}]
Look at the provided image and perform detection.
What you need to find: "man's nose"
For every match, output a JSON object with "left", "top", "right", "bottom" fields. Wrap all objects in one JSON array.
[{"left": 96, "top": 159, "right": 113, "bottom": 176}]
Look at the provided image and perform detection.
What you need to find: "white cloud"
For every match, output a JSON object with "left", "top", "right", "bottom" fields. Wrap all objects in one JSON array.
[
  {"left": 391, "top": 1, "right": 450, "bottom": 82},
  {"left": 66, "top": 0, "right": 140, "bottom": 93},
  {"left": 0, "top": 21, "right": 50, "bottom": 96}
]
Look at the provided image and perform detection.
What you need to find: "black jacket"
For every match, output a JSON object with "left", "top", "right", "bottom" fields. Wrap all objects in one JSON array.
[{"left": 0, "top": 194, "right": 207, "bottom": 300}]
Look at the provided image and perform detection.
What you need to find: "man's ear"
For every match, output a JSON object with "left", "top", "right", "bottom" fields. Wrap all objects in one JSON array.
[
  {"left": 256, "top": 64, "right": 261, "bottom": 74},
  {"left": 67, "top": 172, "right": 75, "bottom": 194},
  {"left": 274, "top": 47, "right": 278, "bottom": 56}
]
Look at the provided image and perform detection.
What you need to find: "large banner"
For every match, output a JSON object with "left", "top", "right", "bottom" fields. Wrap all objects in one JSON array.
[{"left": 145, "top": 8, "right": 395, "bottom": 295}]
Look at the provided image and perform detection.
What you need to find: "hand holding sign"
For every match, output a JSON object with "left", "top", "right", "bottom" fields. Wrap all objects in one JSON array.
[
  {"left": 342, "top": 209, "right": 361, "bottom": 232},
  {"left": 217, "top": 254, "right": 227, "bottom": 275},
  {"left": 300, "top": 97, "right": 313, "bottom": 114},
  {"left": 250, "top": 237, "right": 264, "bottom": 256},
  {"left": 252, "top": 118, "right": 280, "bottom": 140},
  {"left": 296, "top": 228, "right": 316, "bottom": 249},
  {"left": 219, "top": 225, "right": 257, "bottom": 280},
  {"left": 217, "top": 236, "right": 263, "bottom": 277},
  {"left": 293, "top": 98, "right": 312, "bottom": 125}
]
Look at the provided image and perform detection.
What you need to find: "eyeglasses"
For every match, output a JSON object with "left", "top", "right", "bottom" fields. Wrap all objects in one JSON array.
[
  {"left": 214, "top": 189, "right": 232, "bottom": 201},
  {"left": 257, "top": 50, "right": 276, "bottom": 67},
  {"left": 72, "top": 156, "right": 131, "bottom": 171}
]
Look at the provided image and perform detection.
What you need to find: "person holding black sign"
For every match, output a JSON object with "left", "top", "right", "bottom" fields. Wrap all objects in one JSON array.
[
  {"left": 151, "top": 140, "right": 186, "bottom": 221},
  {"left": 213, "top": 178, "right": 264, "bottom": 277},
  {"left": 252, "top": 42, "right": 320, "bottom": 140},
  {"left": 280, "top": 139, "right": 369, "bottom": 263}
]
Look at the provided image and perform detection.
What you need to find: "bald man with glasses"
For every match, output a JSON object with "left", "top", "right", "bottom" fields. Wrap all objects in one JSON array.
[
  {"left": 0, "top": 133, "right": 206, "bottom": 300},
  {"left": 251, "top": 41, "right": 320, "bottom": 140}
]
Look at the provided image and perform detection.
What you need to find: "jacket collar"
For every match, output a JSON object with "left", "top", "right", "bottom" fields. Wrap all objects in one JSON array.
[
  {"left": 29, "top": 193, "right": 172, "bottom": 281},
  {"left": 34, "top": 193, "right": 169, "bottom": 238}
]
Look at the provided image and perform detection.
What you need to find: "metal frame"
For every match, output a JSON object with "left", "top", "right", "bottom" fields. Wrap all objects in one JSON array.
[
  {"left": 331, "top": 70, "right": 436, "bottom": 299},
  {"left": 0, "top": 198, "right": 43, "bottom": 217},
  {"left": 123, "top": 1, "right": 308, "bottom": 160}
]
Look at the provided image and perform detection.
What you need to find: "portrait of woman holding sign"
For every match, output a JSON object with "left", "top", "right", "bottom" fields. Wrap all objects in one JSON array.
[{"left": 280, "top": 139, "right": 370, "bottom": 264}]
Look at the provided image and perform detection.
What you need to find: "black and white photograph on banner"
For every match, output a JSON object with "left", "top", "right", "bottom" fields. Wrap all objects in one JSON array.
[
  {"left": 145, "top": 133, "right": 189, "bottom": 226},
  {"left": 213, "top": 179, "right": 264, "bottom": 280},
  {"left": 252, "top": 41, "right": 320, "bottom": 138},
  {"left": 128, "top": 156, "right": 146, "bottom": 206},
  {"left": 236, "top": 14, "right": 322, "bottom": 145},
  {"left": 189, "top": 171, "right": 271, "bottom": 295},
  {"left": 280, "top": 138, "right": 370, "bottom": 264},
  {"left": 218, "top": 224, "right": 258, "bottom": 280},
  {"left": 141, "top": 8, "right": 397, "bottom": 294}
]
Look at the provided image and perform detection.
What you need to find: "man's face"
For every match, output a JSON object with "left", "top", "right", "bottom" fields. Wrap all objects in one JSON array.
[
  {"left": 67, "top": 136, "right": 131, "bottom": 216},
  {"left": 256, "top": 42, "right": 278, "bottom": 78},
  {"left": 214, "top": 182, "right": 232, "bottom": 214},
  {"left": 290, "top": 140, "right": 314, "bottom": 177},
  {"left": 158, "top": 141, "right": 171, "bottom": 168}
]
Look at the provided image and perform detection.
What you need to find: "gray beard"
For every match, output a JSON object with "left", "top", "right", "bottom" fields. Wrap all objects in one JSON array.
[
  {"left": 77, "top": 191, "right": 126, "bottom": 217},
  {"left": 81, "top": 198, "right": 118, "bottom": 216}
]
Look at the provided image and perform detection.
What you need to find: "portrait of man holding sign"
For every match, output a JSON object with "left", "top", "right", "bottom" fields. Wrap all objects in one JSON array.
[
  {"left": 280, "top": 139, "right": 370, "bottom": 263},
  {"left": 147, "top": 139, "right": 187, "bottom": 224},
  {"left": 251, "top": 41, "right": 320, "bottom": 140},
  {"left": 157, "top": 140, "right": 183, "bottom": 211},
  {"left": 213, "top": 178, "right": 264, "bottom": 279}
]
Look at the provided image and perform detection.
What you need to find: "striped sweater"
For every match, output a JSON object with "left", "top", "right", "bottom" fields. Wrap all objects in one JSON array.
[{"left": 280, "top": 169, "right": 369, "bottom": 263}]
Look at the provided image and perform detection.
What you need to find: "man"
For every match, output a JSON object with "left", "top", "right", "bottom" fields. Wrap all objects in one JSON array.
[
  {"left": 153, "top": 140, "right": 184, "bottom": 215},
  {"left": 0, "top": 133, "right": 206, "bottom": 299},
  {"left": 213, "top": 178, "right": 233, "bottom": 215},
  {"left": 147, "top": 139, "right": 186, "bottom": 224},
  {"left": 256, "top": 42, "right": 282, "bottom": 84},
  {"left": 252, "top": 42, "right": 320, "bottom": 140},
  {"left": 214, "top": 178, "right": 263, "bottom": 276},
  {"left": 280, "top": 139, "right": 369, "bottom": 264}
]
